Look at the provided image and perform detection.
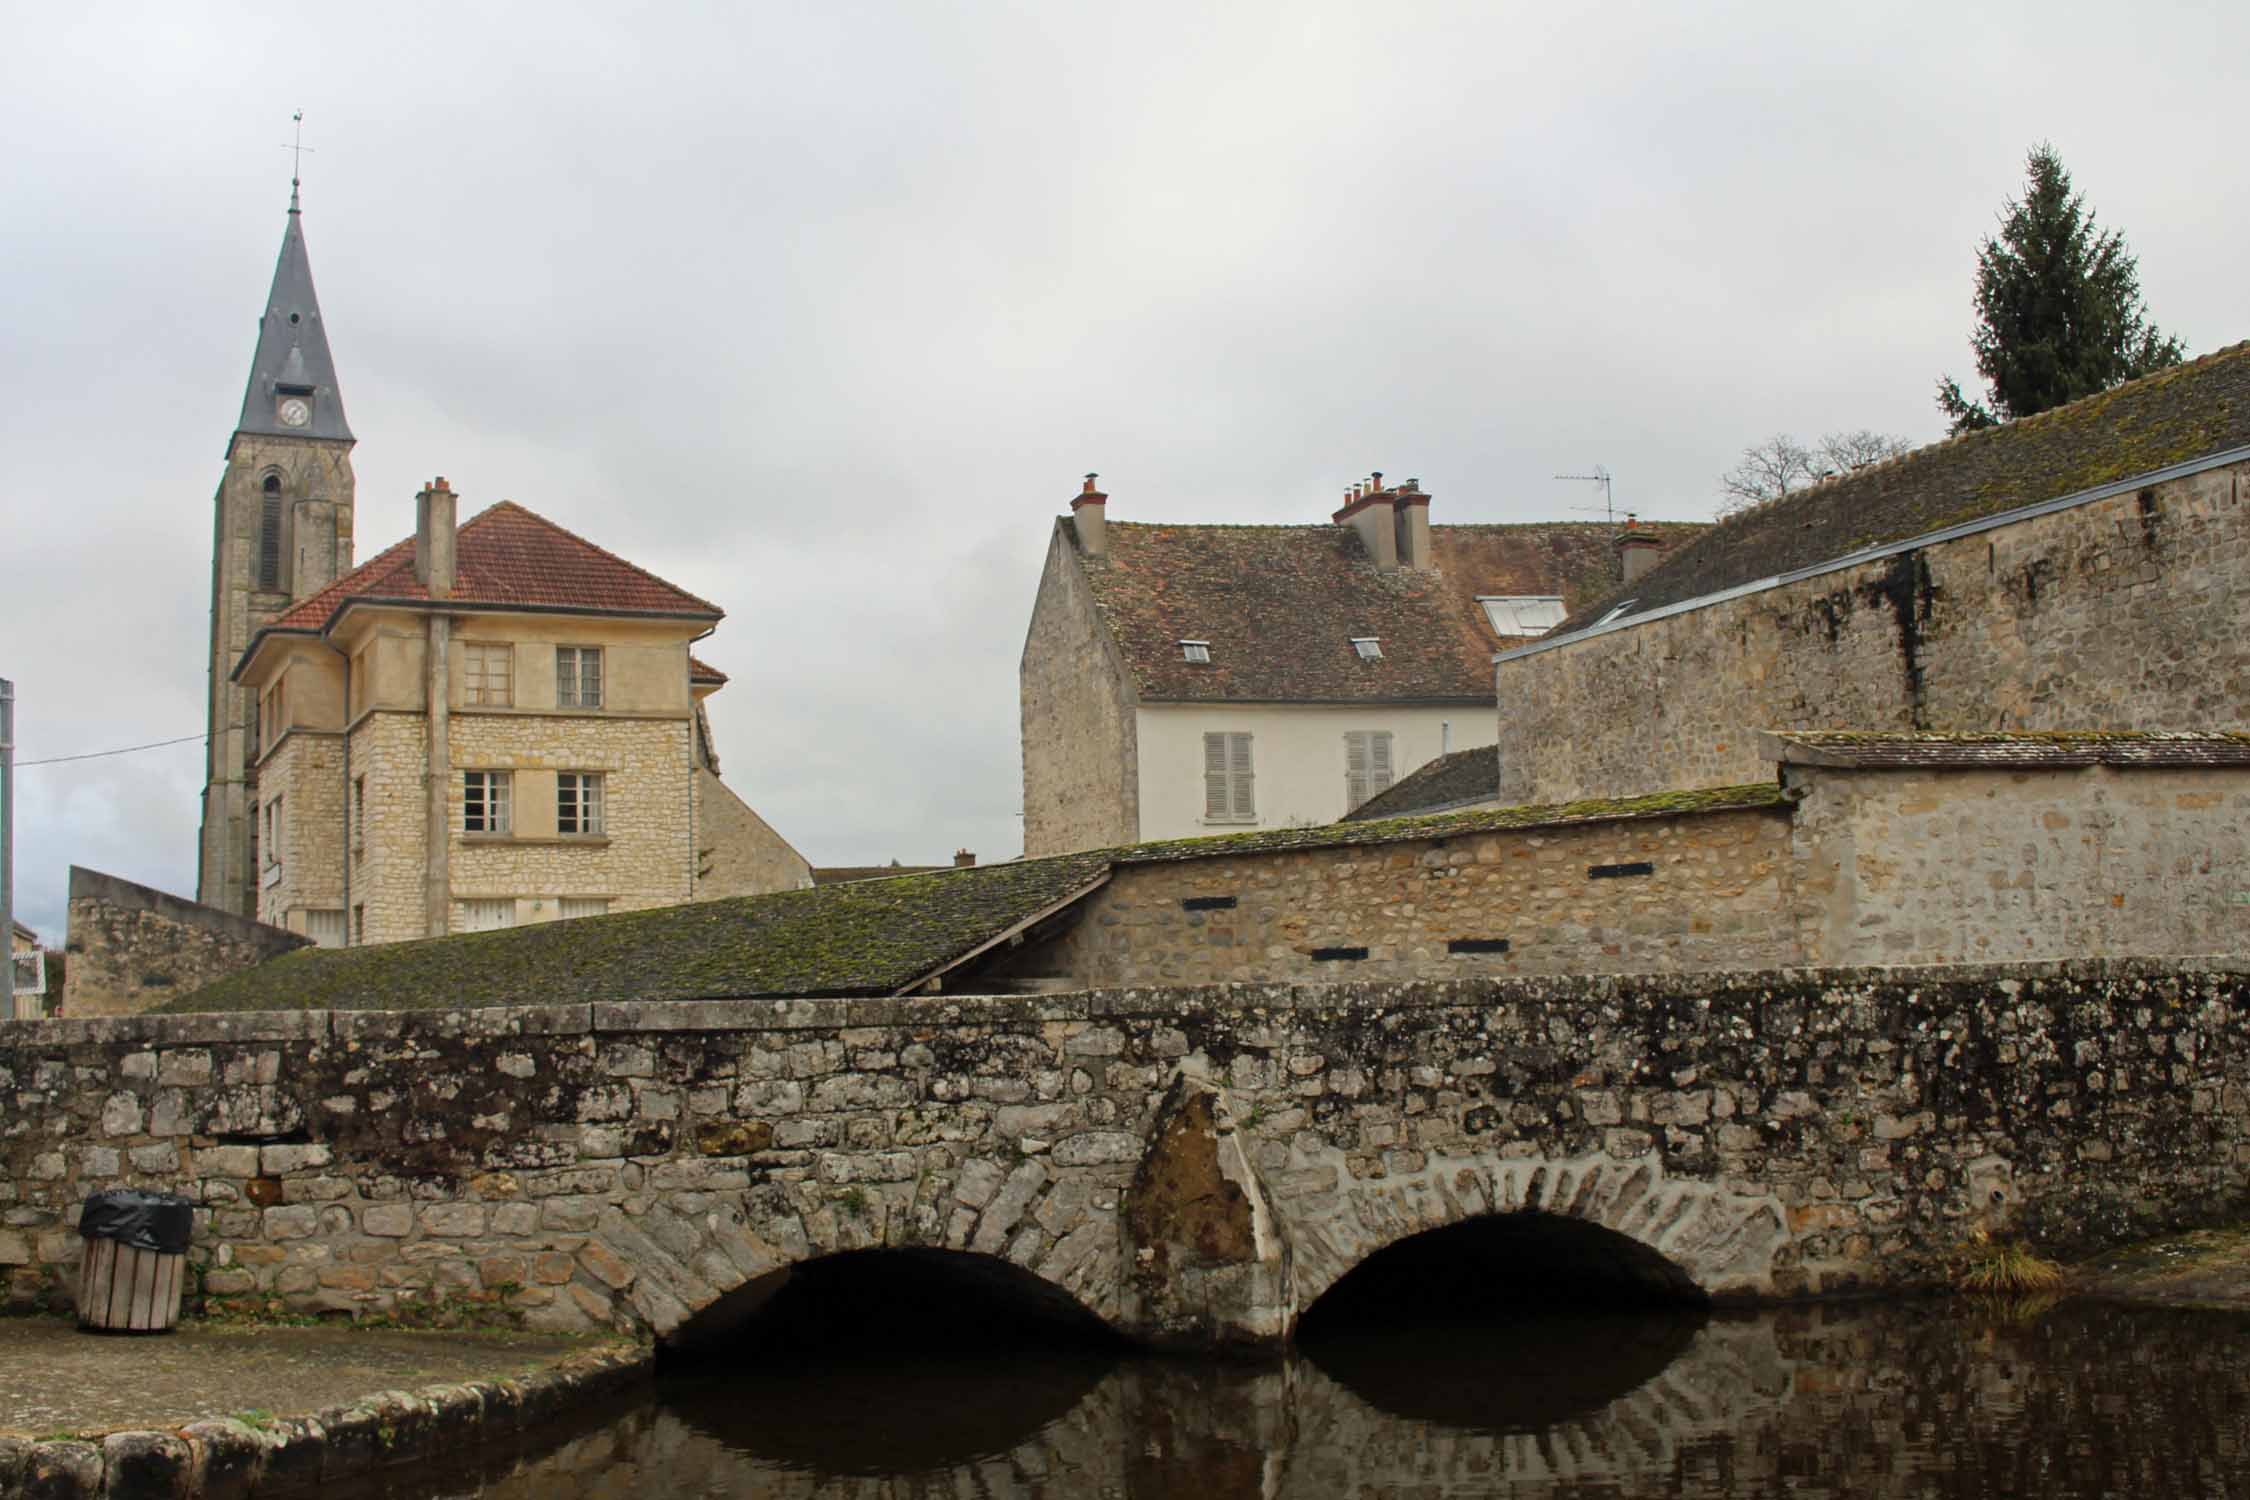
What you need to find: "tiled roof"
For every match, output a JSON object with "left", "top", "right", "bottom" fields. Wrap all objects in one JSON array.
[
  {"left": 688, "top": 655, "right": 728, "bottom": 685},
  {"left": 163, "top": 782, "right": 1784, "bottom": 1014},
  {"left": 1763, "top": 729, "right": 2250, "bottom": 769},
  {"left": 1344, "top": 746, "right": 1500, "bottom": 820},
  {"left": 1078, "top": 520, "right": 1698, "bottom": 703},
  {"left": 1557, "top": 341, "right": 2250, "bottom": 634},
  {"left": 255, "top": 501, "right": 722, "bottom": 647}
]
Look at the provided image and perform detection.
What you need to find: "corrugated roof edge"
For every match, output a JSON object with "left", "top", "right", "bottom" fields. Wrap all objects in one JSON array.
[{"left": 1494, "top": 442, "right": 2250, "bottom": 666}]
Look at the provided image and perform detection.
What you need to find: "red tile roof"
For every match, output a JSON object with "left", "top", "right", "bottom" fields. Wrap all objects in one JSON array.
[
  {"left": 248, "top": 502, "right": 721, "bottom": 667},
  {"left": 688, "top": 655, "right": 729, "bottom": 685},
  {"left": 1077, "top": 520, "right": 1700, "bottom": 703}
]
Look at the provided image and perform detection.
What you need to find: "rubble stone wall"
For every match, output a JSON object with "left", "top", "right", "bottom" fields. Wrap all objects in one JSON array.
[
  {"left": 60, "top": 866, "right": 308, "bottom": 1019},
  {"left": 3, "top": 961, "right": 2245, "bottom": 1349},
  {"left": 1494, "top": 458, "right": 2250, "bottom": 805}
]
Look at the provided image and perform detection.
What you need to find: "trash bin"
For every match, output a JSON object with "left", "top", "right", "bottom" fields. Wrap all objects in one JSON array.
[{"left": 77, "top": 1189, "right": 194, "bottom": 1334}]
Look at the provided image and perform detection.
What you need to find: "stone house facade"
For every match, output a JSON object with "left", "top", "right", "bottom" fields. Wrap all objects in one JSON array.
[
  {"left": 1020, "top": 473, "right": 1697, "bottom": 855},
  {"left": 236, "top": 480, "right": 809, "bottom": 947},
  {"left": 1493, "top": 344, "right": 2250, "bottom": 806}
]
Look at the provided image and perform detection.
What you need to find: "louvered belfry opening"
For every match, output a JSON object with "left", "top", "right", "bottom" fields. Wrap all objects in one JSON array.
[{"left": 258, "top": 475, "right": 284, "bottom": 590}]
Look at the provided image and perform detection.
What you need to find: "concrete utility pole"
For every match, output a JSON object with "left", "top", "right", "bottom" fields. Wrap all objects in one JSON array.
[{"left": 1, "top": 676, "right": 14, "bottom": 1011}]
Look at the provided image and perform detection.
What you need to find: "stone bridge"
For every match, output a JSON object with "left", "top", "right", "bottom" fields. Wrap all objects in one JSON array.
[{"left": 2, "top": 961, "right": 2245, "bottom": 1349}]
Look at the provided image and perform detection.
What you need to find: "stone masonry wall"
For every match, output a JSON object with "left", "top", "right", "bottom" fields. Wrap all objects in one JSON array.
[
  {"left": 447, "top": 714, "right": 697, "bottom": 921},
  {"left": 349, "top": 712, "right": 429, "bottom": 945},
  {"left": 1495, "top": 458, "right": 2250, "bottom": 805},
  {"left": 61, "top": 867, "right": 308, "bottom": 1019},
  {"left": 255, "top": 729, "right": 348, "bottom": 931},
  {"left": 1007, "top": 804, "right": 1798, "bottom": 987},
  {"left": 1786, "top": 763, "right": 2250, "bottom": 966},
  {"left": 694, "top": 767, "right": 812, "bottom": 898},
  {"left": 1022, "top": 524, "right": 1140, "bottom": 856},
  {"left": 4, "top": 962, "right": 2245, "bottom": 1349}
]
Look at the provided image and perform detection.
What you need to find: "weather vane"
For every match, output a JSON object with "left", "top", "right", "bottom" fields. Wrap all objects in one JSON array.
[{"left": 281, "top": 110, "right": 314, "bottom": 210}]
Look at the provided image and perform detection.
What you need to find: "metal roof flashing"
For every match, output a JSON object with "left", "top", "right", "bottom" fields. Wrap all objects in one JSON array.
[{"left": 1494, "top": 442, "right": 2250, "bottom": 667}]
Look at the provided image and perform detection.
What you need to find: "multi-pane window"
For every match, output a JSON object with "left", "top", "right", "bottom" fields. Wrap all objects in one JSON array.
[
  {"left": 558, "top": 772, "right": 605, "bottom": 835},
  {"left": 556, "top": 646, "right": 604, "bottom": 709},
  {"left": 1180, "top": 640, "right": 1211, "bottom": 663},
  {"left": 1202, "top": 732, "right": 1256, "bottom": 823},
  {"left": 463, "top": 770, "right": 512, "bottom": 834},
  {"left": 304, "top": 909, "right": 346, "bottom": 949},
  {"left": 464, "top": 643, "right": 514, "bottom": 706},
  {"left": 1344, "top": 730, "right": 1396, "bottom": 811},
  {"left": 262, "top": 796, "right": 285, "bottom": 867},
  {"left": 351, "top": 775, "right": 366, "bottom": 850},
  {"left": 459, "top": 899, "right": 517, "bottom": 932},
  {"left": 558, "top": 897, "right": 611, "bottom": 920}
]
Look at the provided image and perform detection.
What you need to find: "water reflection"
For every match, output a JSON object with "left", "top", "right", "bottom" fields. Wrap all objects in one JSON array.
[{"left": 364, "top": 1300, "right": 2250, "bottom": 1500}]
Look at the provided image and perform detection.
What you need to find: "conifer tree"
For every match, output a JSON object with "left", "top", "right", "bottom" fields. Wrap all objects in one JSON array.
[{"left": 1937, "top": 144, "right": 2183, "bottom": 433}]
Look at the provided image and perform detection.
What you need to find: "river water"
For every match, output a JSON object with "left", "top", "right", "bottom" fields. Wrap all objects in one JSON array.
[{"left": 362, "top": 1298, "right": 2249, "bottom": 1499}]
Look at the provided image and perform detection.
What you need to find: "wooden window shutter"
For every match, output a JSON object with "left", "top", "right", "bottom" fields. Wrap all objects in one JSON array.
[
  {"left": 1345, "top": 732, "right": 1369, "bottom": 809},
  {"left": 1370, "top": 731, "right": 1394, "bottom": 793},
  {"left": 1229, "top": 732, "right": 1254, "bottom": 819},
  {"left": 1204, "top": 732, "right": 1230, "bottom": 819}
]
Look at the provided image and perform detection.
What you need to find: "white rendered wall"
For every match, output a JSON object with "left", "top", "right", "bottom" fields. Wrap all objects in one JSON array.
[{"left": 1133, "top": 703, "right": 1494, "bottom": 842}]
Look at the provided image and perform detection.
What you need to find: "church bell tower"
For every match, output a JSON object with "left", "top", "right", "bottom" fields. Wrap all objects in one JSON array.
[{"left": 196, "top": 180, "right": 357, "bottom": 915}]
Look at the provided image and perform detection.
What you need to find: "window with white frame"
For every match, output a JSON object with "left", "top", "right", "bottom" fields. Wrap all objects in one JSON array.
[
  {"left": 1344, "top": 730, "right": 1396, "bottom": 811},
  {"left": 463, "top": 642, "right": 514, "bottom": 706},
  {"left": 463, "top": 770, "right": 511, "bottom": 834},
  {"left": 558, "top": 772, "right": 605, "bottom": 835},
  {"left": 556, "top": 646, "right": 604, "bottom": 709},
  {"left": 304, "top": 909, "right": 346, "bottom": 949},
  {"left": 459, "top": 899, "right": 516, "bottom": 932},
  {"left": 558, "top": 897, "right": 610, "bottom": 920},
  {"left": 1351, "top": 637, "right": 1383, "bottom": 660},
  {"left": 1202, "top": 731, "right": 1255, "bottom": 823},
  {"left": 262, "top": 795, "right": 285, "bottom": 867},
  {"left": 1180, "top": 640, "right": 1211, "bottom": 664}
]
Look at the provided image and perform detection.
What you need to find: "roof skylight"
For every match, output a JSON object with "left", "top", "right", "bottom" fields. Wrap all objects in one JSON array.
[
  {"left": 1477, "top": 596, "right": 1568, "bottom": 637},
  {"left": 1351, "top": 637, "right": 1383, "bottom": 660},
  {"left": 1180, "top": 640, "right": 1211, "bottom": 663}
]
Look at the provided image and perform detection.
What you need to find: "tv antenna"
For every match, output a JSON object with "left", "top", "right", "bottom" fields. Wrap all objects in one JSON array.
[{"left": 1556, "top": 466, "right": 1617, "bottom": 527}]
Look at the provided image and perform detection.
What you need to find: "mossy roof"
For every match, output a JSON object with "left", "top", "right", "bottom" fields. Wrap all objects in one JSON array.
[
  {"left": 1342, "top": 746, "right": 1501, "bottom": 821},
  {"left": 1556, "top": 340, "right": 2250, "bottom": 634},
  {"left": 1765, "top": 729, "right": 2250, "bottom": 768},
  {"left": 161, "top": 782, "right": 1786, "bottom": 1015}
]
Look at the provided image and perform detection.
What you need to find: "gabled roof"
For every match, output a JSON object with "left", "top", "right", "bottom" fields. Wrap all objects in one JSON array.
[
  {"left": 688, "top": 655, "right": 729, "bottom": 685},
  {"left": 162, "top": 782, "right": 1784, "bottom": 1014},
  {"left": 231, "top": 200, "right": 352, "bottom": 449},
  {"left": 1556, "top": 341, "right": 2250, "bottom": 635},
  {"left": 1762, "top": 729, "right": 2250, "bottom": 769},
  {"left": 239, "top": 501, "right": 722, "bottom": 675},
  {"left": 1344, "top": 745, "right": 1500, "bottom": 820},
  {"left": 1075, "top": 520, "right": 1694, "bottom": 703}
]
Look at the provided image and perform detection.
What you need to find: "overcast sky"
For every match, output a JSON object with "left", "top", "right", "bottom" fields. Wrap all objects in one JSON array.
[{"left": 2, "top": 2, "right": 2243, "bottom": 939}]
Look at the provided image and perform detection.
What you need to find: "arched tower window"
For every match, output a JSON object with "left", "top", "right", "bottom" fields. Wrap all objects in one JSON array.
[{"left": 258, "top": 475, "right": 284, "bottom": 590}]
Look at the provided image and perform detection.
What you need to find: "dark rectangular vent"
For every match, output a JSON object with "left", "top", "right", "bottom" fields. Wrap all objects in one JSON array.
[
  {"left": 1309, "top": 946, "right": 1369, "bottom": 962},
  {"left": 1587, "top": 861, "right": 1655, "bottom": 880},
  {"left": 1448, "top": 938, "right": 1511, "bottom": 955},
  {"left": 1181, "top": 895, "right": 1237, "bottom": 911}
]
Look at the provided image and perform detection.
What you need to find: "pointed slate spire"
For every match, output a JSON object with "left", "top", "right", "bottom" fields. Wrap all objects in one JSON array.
[{"left": 230, "top": 194, "right": 352, "bottom": 453}]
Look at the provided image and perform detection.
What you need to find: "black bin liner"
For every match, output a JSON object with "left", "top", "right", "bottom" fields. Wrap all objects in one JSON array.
[{"left": 78, "top": 1189, "right": 194, "bottom": 1255}]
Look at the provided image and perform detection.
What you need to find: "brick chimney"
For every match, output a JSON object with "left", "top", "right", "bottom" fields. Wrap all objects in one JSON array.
[
  {"left": 1616, "top": 513, "right": 1665, "bottom": 585},
  {"left": 954, "top": 849, "right": 977, "bottom": 868},
  {"left": 1392, "top": 476, "right": 1433, "bottom": 571},
  {"left": 1333, "top": 472, "right": 1399, "bottom": 571},
  {"left": 415, "top": 477, "right": 457, "bottom": 599},
  {"left": 1071, "top": 473, "right": 1108, "bottom": 558}
]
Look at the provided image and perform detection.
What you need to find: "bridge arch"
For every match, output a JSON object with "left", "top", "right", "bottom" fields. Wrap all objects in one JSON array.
[{"left": 1259, "top": 1148, "right": 1792, "bottom": 1333}]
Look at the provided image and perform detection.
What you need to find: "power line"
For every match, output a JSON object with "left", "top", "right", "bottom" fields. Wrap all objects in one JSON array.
[{"left": 16, "top": 733, "right": 206, "bottom": 768}]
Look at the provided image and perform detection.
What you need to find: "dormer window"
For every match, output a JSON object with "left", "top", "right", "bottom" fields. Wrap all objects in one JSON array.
[
  {"left": 1180, "top": 641, "right": 1211, "bottom": 664},
  {"left": 1351, "top": 637, "right": 1383, "bottom": 661},
  {"left": 1477, "top": 596, "right": 1567, "bottom": 637}
]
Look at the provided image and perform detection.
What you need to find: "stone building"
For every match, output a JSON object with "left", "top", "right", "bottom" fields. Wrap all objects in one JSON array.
[
  {"left": 198, "top": 188, "right": 359, "bottom": 917},
  {"left": 1020, "top": 473, "right": 1697, "bottom": 855},
  {"left": 1491, "top": 343, "right": 2250, "bottom": 806},
  {"left": 233, "top": 479, "right": 809, "bottom": 947}
]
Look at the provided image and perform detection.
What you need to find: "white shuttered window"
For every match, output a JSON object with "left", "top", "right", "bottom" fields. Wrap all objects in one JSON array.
[
  {"left": 1344, "top": 731, "right": 1395, "bottom": 811},
  {"left": 1203, "top": 732, "right": 1256, "bottom": 823}
]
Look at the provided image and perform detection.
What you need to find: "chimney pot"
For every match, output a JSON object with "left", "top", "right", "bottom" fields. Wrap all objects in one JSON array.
[
  {"left": 415, "top": 477, "right": 459, "bottom": 598},
  {"left": 1371, "top": 471, "right": 1383, "bottom": 491},
  {"left": 1070, "top": 473, "right": 1108, "bottom": 556},
  {"left": 953, "top": 849, "right": 976, "bottom": 868}
]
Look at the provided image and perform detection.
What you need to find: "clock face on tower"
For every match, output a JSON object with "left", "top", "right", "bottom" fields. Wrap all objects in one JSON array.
[{"left": 277, "top": 397, "right": 311, "bottom": 428}]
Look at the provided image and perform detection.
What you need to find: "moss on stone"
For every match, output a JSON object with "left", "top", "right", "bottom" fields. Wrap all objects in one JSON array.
[{"left": 162, "top": 783, "right": 1786, "bottom": 1015}]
